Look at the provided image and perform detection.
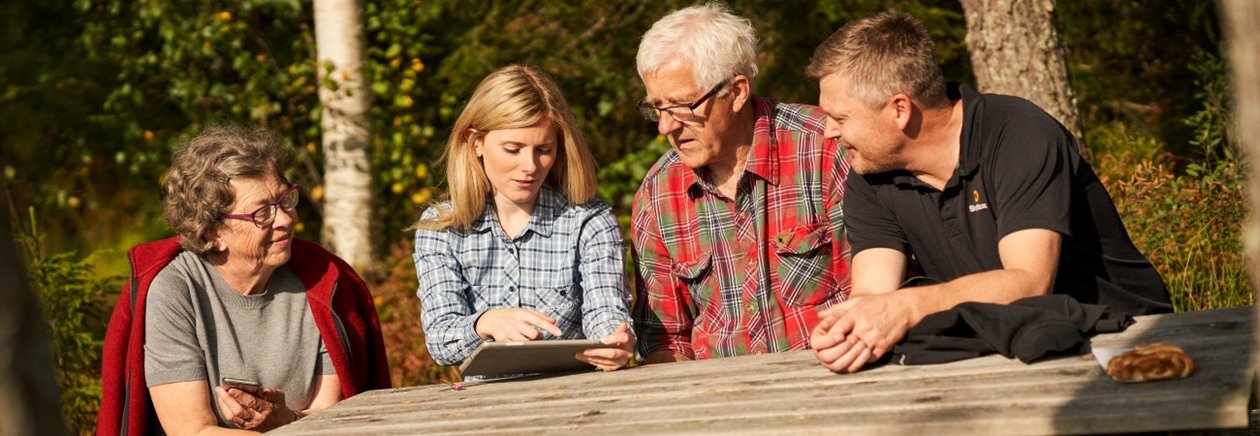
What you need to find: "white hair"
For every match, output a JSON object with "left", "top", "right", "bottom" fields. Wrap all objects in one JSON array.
[{"left": 636, "top": 2, "right": 759, "bottom": 92}]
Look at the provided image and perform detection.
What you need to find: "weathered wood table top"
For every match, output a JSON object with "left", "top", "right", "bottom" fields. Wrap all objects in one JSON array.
[{"left": 273, "top": 306, "right": 1255, "bottom": 435}]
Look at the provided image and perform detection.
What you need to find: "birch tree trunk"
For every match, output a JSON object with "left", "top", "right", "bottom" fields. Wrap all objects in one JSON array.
[
  {"left": 960, "top": 0, "right": 1083, "bottom": 140},
  {"left": 315, "top": 0, "right": 373, "bottom": 267},
  {"left": 1218, "top": 0, "right": 1260, "bottom": 370}
]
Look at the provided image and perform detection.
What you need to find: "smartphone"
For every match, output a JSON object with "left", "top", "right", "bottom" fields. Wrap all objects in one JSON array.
[{"left": 220, "top": 377, "right": 262, "bottom": 394}]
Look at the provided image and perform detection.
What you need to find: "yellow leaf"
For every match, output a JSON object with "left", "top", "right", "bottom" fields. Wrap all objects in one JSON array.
[
  {"left": 391, "top": 182, "right": 405, "bottom": 194},
  {"left": 411, "top": 188, "right": 433, "bottom": 205},
  {"left": 311, "top": 185, "right": 325, "bottom": 202},
  {"left": 217, "top": 11, "right": 232, "bottom": 21}
]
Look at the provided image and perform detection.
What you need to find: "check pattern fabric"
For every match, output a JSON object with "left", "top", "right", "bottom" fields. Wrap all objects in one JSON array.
[
  {"left": 631, "top": 96, "right": 852, "bottom": 360},
  {"left": 414, "top": 186, "right": 632, "bottom": 366}
]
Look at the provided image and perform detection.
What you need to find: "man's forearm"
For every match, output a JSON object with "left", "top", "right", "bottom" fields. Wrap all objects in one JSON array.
[{"left": 899, "top": 267, "right": 1053, "bottom": 325}]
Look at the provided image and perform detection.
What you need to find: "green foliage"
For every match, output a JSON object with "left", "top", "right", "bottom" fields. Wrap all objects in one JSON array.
[
  {"left": 1096, "top": 44, "right": 1248, "bottom": 312},
  {"left": 1108, "top": 161, "right": 1248, "bottom": 311},
  {"left": 13, "top": 207, "right": 120, "bottom": 435},
  {"left": 1059, "top": 0, "right": 1221, "bottom": 155},
  {"left": 1182, "top": 50, "right": 1233, "bottom": 180}
]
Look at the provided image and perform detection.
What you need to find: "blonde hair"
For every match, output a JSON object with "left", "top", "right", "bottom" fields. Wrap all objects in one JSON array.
[
  {"left": 806, "top": 10, "right": 948, "bottom": 109},
  {"left": 636, "top": 2, "right": 759, "bottom": 92},
  {"left": 162, "top": 125, "right": 289, "bottom": 253},
  {"left": 411, "top": 65, "right": 597, "bottom": 231}
]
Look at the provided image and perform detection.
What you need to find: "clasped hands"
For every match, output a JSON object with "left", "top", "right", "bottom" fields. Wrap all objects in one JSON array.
[
  {"left": 475, "top": 307, "right": 635, "bottom": 371},
  {"left": 810, "top": 292, "right": 914, "bottom": 374},
  {"left": 213, "top": 384, "right": 298, "bottom": 431}
]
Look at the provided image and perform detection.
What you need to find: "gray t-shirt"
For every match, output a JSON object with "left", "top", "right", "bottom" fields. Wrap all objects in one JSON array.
[{"left": 144, "top": 251, "right": 334, "bottom": 425}]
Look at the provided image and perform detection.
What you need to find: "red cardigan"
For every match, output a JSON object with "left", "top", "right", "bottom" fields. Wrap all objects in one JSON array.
[{"left": 96, "top": 237, "right": 392, "bottom": 435}]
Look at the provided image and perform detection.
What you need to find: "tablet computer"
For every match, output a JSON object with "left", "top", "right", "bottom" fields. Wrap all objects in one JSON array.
[{"left": 457, "top": 339, "right": 617, "bottom": 377}]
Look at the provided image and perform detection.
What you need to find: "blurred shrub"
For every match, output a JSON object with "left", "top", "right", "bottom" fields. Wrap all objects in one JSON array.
[
  {"left": 1108, "top": 161, "right": 1247, "bottom": 311},
  {"left": 1096, "top": 47, "right": 1248, "bottom": 312},
  {"left": 13, "top": 207, "right": 119, "bottom": 435},
  {"left": 361, "top": 240, "right": 459, "bottom": 386}
]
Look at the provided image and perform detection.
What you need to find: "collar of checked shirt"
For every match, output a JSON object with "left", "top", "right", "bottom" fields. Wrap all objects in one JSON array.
[
  {"left": 679, "top": 96, "right": 783, "bottom": 198},
  {"left": 470, "top": 184, "right": 567, "bottom": 238}
]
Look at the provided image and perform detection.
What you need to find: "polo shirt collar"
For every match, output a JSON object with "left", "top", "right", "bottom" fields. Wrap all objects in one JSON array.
[
  {"left": 954, "top": 83, "right": 984, "bottom": 180},
  {"left": 469, "top": 185, "right": 567, "bottom": 238},
  {"left": 685, "top": 95, "right": 779, "bottom": 196}
]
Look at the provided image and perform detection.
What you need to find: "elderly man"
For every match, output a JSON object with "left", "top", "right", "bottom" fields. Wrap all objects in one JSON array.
[
  {"left": 807, "top": 11, "right": 1172, "bottom": 374},
  {"left": 631, "top": 3, "right": 851, "bottom": 364}
]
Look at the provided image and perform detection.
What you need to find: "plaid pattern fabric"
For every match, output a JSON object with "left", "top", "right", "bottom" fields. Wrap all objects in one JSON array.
[
  {"left": 414, "top": 186, "right": 632, "bottom": 365},
  {"left": 631, "top": 96, "right": 852, "bottom": 359}
]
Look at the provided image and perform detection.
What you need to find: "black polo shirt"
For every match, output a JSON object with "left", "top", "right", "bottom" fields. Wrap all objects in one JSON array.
[{"left": 844, "top": 84, "right": 1172, "bottom": 315}]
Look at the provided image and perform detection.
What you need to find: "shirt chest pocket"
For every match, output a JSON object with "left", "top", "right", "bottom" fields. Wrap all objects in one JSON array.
[
  {"left": 773, "top": 222, "right": 837, "bottom": 307},
  {"left": 670, "top": 252, "right": 713, "bottom": 308},
  {"left": 523, "top": 263, "right": 579, "bottom": 331},
  {"left": 526, "top": 284, "right": 579, "bottom": 333}
]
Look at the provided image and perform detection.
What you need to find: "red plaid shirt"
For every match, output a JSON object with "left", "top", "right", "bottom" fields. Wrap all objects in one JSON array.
[{"left": 631, "top": 96, "right": 852, "bottom": 359}]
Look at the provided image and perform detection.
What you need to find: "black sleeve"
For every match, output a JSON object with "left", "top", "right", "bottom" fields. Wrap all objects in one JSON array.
[
  {"left": 988, "top": 111, "right": 1075, "bottom": 239},
  {"left": 844, "top": 174, "right": 909, "bottom": 255}
]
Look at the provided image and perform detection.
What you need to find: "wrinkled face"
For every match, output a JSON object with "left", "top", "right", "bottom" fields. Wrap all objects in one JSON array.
[
  {"left": 641, "top": 58, "right": 735, "bottom": 170},
  {"left": 475, "top": 120, "right": 559, "bottom": 212},
  {"left": 819, "top": 73, "right": 903, "bottom": 175},
  {"left": 211, "top": 173, "right": 295, "bottom": 269}
]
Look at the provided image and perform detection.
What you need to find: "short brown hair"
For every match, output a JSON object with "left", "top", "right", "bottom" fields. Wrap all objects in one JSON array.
[
  {"left": 806, "top": 10, "right": 948, "bottom": 109},
  {"left": 162, "top": 125, "right": 289, "bottom": 253}
]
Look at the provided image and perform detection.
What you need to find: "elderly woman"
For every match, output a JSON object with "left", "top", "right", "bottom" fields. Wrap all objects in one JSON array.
[
  {"left": 97, "top": 125, "right": 390, "bottom": 436},
  {"left": 411, "top": 65, "right": 635, "bottom": 377}
]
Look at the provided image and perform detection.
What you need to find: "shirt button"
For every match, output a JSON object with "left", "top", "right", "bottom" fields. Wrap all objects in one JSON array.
[
  {"left": 508, "top": 286, "right": 516, "bottom": 293},
  {"left": 508, "top": 246, "right": 516, "bottom": 254},
  {"left": 745, "top": 257, "right": 755, "bottom": 268}
]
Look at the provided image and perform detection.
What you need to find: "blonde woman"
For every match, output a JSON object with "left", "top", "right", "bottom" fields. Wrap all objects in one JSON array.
[{"left": 412, "top": 65, "right": 634, "bottom": 376}]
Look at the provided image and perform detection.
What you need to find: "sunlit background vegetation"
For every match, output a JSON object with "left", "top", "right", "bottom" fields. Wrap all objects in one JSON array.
[{"left": 0, "top": 1, "right": 1245, "bottom": 434}]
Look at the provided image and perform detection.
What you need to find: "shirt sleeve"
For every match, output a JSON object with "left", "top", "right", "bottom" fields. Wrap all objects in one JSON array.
[
  {"left": 989, "top": 117, "right": 1074, "bottom": 238},
  {"left": 575, "top": 202, "right": 634, "bottom": 342},
  {"left": 629, "top": 186, "right": 695, "bottom": 358},
  {"left": 843, "top": 173, "right": 910, "bottom": 256},
  {"left": 144, "top": 269, "right": 208, "bottom": 386},
  {"left": 317, "top": 338, "right": 335, "bottom": 375},
  {"left": 413, "top": 214, "right": 486, "bottom": 366}
]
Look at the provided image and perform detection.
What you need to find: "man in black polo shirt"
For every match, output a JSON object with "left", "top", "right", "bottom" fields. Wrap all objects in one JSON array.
[{"left": 805, "top": 10, "right": 1172, "bottom": 373}]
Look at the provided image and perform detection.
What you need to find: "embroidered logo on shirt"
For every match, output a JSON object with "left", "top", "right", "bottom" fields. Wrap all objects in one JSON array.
[{"left": 969, "top": 189, "right": 989, "bottom": 213}]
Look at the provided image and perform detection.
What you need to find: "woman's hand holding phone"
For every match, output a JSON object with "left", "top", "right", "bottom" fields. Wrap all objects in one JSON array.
[{"left": 214, "top": 377, "right": 298, "bottom": 430}]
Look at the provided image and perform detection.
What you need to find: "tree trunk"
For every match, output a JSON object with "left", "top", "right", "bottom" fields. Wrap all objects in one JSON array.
[
  {"left": 315, "top": 0, "right": 374, "bottom": 267},
  {"left": 960, "top": 0, "right": 1083, "bottom": 141},
  {"left": 1218, "top": 0, "right": 1260, "bottom": 377},
  {"left": 0, "top": 185, "right": 66, "bottom": 436}
]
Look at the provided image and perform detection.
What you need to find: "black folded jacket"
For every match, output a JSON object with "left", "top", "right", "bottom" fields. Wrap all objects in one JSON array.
[{"left": 891, "top": 294, "right": 1134, "bottom": 365}]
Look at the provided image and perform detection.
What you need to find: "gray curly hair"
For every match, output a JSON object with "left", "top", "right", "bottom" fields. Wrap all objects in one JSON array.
[{"left": 162, "top": 125, "right": 289, "bottom": 254}]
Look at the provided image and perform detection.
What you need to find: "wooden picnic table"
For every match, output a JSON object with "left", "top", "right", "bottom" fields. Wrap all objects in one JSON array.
[{"left": 273, "top": 306, "right": 1255, "bottom": 435}]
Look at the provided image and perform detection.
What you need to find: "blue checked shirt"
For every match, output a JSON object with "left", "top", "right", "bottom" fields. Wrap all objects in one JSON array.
[{"left": 413, "top": 186, "right": 633, "bottom": 366}]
